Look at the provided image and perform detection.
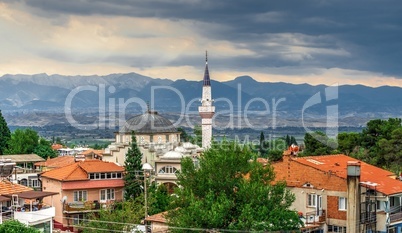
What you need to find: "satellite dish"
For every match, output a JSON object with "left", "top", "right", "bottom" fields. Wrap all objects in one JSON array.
[
  {"left": 61, "top": 196, "right": 67, "bottom": 203},
  {"left": 0, "top": 161, "right": 16, "bottom": 177}
]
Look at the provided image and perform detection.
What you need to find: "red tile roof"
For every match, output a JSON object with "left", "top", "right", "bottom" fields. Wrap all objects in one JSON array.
[
  {"left": 145, "top": 211, "right": 168, "bottom": 223},
  {"left": 34, "top": 156, "right": 76, "bottom": 168},
  {"left": 62, "top": 179, "right": 124, "bottom": 190},
  {"left": 0, "top": 180, "right": 33, "bottom": 195},
  {"left": 41, "top": 160, "right": 124, "bottom": 181},
  {"left": 289, "top": 154, "right": 402, "bottom": 195},
  {"left": 52, "top": 144, "right": 63, "bottom": 150}
]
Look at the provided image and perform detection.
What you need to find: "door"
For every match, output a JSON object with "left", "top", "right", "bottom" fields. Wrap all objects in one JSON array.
[{"left": 317, "top": 195, "right": 322, "bottom": 216}]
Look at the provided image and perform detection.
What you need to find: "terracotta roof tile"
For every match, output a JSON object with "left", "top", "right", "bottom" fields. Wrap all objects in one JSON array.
[
  {"left": 34, "top": 156, "right": 75, "bottom": 168},
  {"left": 41, "top": 160, "right": 124, "bottom": 181},
  {"left": 0, "top": 180, "right": 32, "bottom": 195},
  {"left": 62, "top": 179, "right": 124, "bottom": 190},
  {"left": 52, "top": 144, "right": 63, "bottom": 150},
  {"left": 79, "top": 160, "right": 124, "bottom": 173},
  {"left": 145, "top": 211, "right": 167, "bottom": 223},
  {"left": 290, "top": 154, "right": 402, "bottom": 196}
]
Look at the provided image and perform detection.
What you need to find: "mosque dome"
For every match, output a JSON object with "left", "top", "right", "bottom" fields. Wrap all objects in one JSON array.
[
  {"left": 121, "top": 110, "right": 178, "bottom": 134},
  {"left": 160, "top": 151, "right": 184, "bottom": 159}
]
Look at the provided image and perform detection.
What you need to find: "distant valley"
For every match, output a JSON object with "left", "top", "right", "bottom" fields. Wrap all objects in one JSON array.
[{"left": 1, "top": 73, "right": 401, "bottom": 131}]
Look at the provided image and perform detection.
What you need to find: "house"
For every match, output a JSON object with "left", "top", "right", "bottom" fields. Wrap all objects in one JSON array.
[
  {"left": 75, "top": 149, "right": 104, "bottom": 161},
  {"left": 270, "top": 152, "right": 402, "bottom": 233},
  {"left": 145, "top": 211, "right": 168, "bottom": 233},
  {"left": 1, "top": 154, "right": 45, "bottom": 190},
  {"left": 0, "top": 180, "right": 57, "bottom": 233},
  {"left": 34, "top": 156, "right": 76, "bottom": 172},
  {"left": 40, "top": 160, "right": 125, "bottom": 232}
]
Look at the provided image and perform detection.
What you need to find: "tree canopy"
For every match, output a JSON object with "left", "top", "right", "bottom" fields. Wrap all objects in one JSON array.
[
  {"left": 0, "top": 220, "right": 40, "bottom": 233},
  {"left": 124, "top": 131, "right": 144, "bottom": 200},
  {"left": 167, "top": 141, "right": 301, "bottom": 232},
  {"left": 0, "top": 110, "right": 10, "bottom": 155},
  {"left": 4, "top": 128, "right": 56, "bottom": 159},
  {"left": 80, "top": 198, "right": 145, "bottom": 233},
  {"left": 302, "top": 131, "right": 337, "bottom": 156},
  {"left": 336, "top": 118, "right": 402, "bottom": 172},
  {"left": 190, "top": 125, "right": 202, "bottom": 147}
]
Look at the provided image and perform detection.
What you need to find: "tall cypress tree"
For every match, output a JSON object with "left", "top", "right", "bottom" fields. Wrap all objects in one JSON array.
[
  {"left": 124, "top": 131, "right": 144, "bottom": 200},
  {"left": 0, "top": 110, "right": 11, "bottom": 155}
]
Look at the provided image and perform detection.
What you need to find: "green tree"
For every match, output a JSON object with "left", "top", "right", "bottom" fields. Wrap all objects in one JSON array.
[
  {"left": 266, "top": 138, "right": 287, "bottom": 161},
  {"left": 124, "top": 131, "right": 143, "bottom": 200},
  {"left": 167, "top": 141, "right": 301, "bottom": 232},
  {"left": 6, "top": 128, "right": 39, "bottom": 154},
  {"left": 177, "top": 127, "right": 191, "bottom": 142},
  {"left": 148, "top": 184, "right": 172, "bottom": 215},
  {"left": 285, "top": 134, "right": 291, "bottom": 147},
  {"left": 0, "top": 220, "right": 40, "bottom": 233},
  {"left": 290, "top": 135, "right": 298, "bottom": 145},
  {"left": 337, "top": 132, "right": 360, "bottom": 155},
  {"left": 378, "top": 128, "right": 402, "bottom": 172},
  {"left": 33, "top": 138, "right": 57, "bottom": 159},
  {"left": 0, "top": 110, "right": 11, "bottom": 155},
  {"left": 80, "top": 198, "right": 145, "bottom": 233},
  {"left": 258, "top": 131, "right": 268, "bottom": 157},
  {"left": 190, "top": 125, "right": 202, "bottom": 147},
  {"left": 302, "top": 131, "right": 335, "bottom": 156}
]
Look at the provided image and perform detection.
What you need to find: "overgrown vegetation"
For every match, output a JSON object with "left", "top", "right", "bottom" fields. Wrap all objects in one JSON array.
[
  {"left": 167, "top": 140, "right": 302, "bottom": 232},
  {"left": 302, "top": 118, "right": 402, "bottom": 173}
]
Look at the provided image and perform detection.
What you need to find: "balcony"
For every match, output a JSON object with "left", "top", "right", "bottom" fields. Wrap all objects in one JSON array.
[
  {"left": 304, "top": 209, "right": 326, "bottom": 224},
  {"left": 63, "top": 201, "right": 102, "bottom": 213},
  {"left": 390, "top": 205, "right": 402, "bottom": 223},
  {"left": 14, "top": 206, "right": 55, "bottom": 226}
]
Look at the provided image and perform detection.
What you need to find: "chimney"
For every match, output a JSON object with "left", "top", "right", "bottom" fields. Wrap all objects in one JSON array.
[{"left": 347, "top": 161, "right": 361, "bottom": 233}]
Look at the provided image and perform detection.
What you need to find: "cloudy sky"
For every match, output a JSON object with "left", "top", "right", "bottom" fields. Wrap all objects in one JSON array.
[{"left": 1, "top": 0, "right": 402, "bottom": 87}]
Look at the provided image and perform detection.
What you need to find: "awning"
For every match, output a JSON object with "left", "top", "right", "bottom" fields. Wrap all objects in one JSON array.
[
  {"left": 0, "top": 195, "right": 10, "bottom": 202},
  {"left": 3, "top": 191, "right": 58, "bottom": 199}
]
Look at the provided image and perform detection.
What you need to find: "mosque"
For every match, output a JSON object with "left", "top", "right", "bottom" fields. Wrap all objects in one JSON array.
[{"left": 102, "top": 53, "right": 215, "bottom": 192}]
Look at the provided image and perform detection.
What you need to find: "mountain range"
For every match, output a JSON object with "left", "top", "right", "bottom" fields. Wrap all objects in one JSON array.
[{"left": 1, "top": 73, "right": 401, "bottom": 127}]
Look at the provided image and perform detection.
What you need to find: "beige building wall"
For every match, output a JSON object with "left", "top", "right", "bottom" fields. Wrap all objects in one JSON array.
[
  {"left": 150, "top": 221, "right": 168, "bottom": 233},
  {"left": 42, "top": 177, "right": 63, "bottom": 224}
]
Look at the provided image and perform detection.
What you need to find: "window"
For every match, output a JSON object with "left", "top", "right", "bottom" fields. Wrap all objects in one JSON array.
[
  {"left": 158, "top": 166, "right": 178, "bottom": 174},
  {"left": 116, "top": 173, "right": 122, "bottom": 178},
  {"left": 100, "top": 173, "right": 106, "bottom": 179},
  {"left": 74, "top": 191, "right": 87, "bottom": 202},
  {"left": 73, "top": 214, "right": 86, "bottom": 225},
  {"left": 328, "top": 225, "right": 346, "bottom": 232},
  {"left": 89, "top": 173, "right": 95, "bottom": 179},
  {"left": 307, "top": 194, "right": 316, "bottom": 207},
  {"left": 29, "top": 179, "right": 40, "bottom": 188},
  {"left": 100, "top": 189, "right": 115, "bottom": 202},
  {"left": 339, "top": 197, "right": 347, "bottom": 210}
]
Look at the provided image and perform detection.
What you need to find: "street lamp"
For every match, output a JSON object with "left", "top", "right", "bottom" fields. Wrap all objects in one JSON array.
[{"left": 142, "top": 163, "right": 153, "bottom": 228}]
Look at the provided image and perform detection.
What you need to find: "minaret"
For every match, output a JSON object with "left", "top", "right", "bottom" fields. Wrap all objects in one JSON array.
[{"left": 199, "top": 51, "right": 215, "bottom": 149}]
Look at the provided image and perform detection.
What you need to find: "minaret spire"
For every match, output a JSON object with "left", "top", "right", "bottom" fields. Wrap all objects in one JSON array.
[
  {"left": 203, "top": 51, "right": 211, "bottom": 86},
  {"left": 199, "top": 52, "right": 215, "bottom": 149}
]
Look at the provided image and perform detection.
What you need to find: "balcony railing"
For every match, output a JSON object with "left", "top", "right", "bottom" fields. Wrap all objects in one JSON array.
[
  {"left": 14, "top": 206, "right": 55, "bottom": 225},
  {"left": 390, "top": 205, "right": 402, "bottom": 223},
  {"left": 304, "top": 209, "right": 326, "bottom": 224},
  {"left": 63, "top": 201, "right": 102, "bottom": 213}
]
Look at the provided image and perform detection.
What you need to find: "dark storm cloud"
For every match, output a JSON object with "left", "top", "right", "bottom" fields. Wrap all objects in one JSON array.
[{"left": 13, "top": 0, "right": 402, "bottom": 77}]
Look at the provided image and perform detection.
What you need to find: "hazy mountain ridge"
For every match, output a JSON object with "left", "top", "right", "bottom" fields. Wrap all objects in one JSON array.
[{"left": 1, "top": 73, "right": 401, "bottom": 124}]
